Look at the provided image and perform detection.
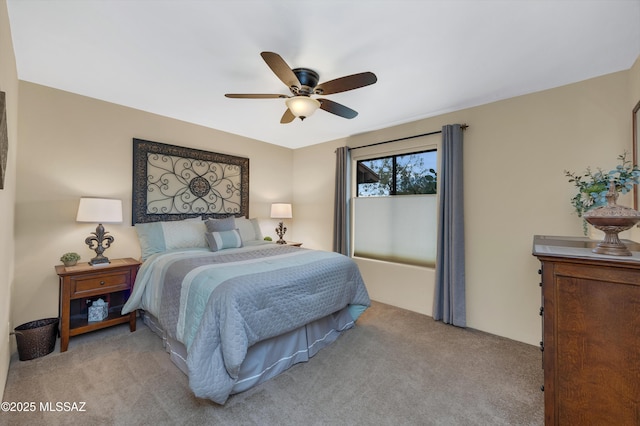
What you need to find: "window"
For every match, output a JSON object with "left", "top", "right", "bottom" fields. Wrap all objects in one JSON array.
[
  {"left": 353, "top": 148, "right": 438, "bottom": 267},
  {"left": 357, "top": 150, "right": 437, "bottom": 196}
]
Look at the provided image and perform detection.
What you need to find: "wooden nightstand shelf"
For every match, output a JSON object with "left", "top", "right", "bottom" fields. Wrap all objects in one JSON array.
[{"left": 55, "top": 257, "right": 141, "bottom": 352}]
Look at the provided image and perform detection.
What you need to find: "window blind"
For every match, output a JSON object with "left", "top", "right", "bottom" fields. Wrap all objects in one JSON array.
[{"left": 353, "top": 194, "right": 437, "bottom": 267}]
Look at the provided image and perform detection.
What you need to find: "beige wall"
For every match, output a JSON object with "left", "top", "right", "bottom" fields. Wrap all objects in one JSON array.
[
  {"left": 294, "top": 62, "right": 640, "bottom": 346},
  {"left": 0, "top": 0, "right": 18, "bottom": 398},
  {"left": 12, "top": 82, "right": 294, "bottom": 334}
]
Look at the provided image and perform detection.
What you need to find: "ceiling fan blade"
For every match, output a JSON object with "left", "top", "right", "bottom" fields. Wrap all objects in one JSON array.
[
  {"left": 318, "top": 99, "right": 358, "bottom": 119},
  {"left": 315, "top": 72, "right": 377, "bottom": 95},
  {"left": 260, "top": 52, "right": 301, "bottom": 90},
  {"left": 280, "top": 108, "right": 295, "bottom": 124},
  {"left": 225, "top": 93, "right": 287, "bottom": 99}
]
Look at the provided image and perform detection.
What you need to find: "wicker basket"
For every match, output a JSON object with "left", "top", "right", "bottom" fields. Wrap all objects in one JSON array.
[{"left": 12, "top": 318, "right": 59, "bottom": 361}]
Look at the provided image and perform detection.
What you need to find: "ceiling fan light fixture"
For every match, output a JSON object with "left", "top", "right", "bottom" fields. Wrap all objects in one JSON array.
[
  {"left": 228, "top": 52, "right": 376, "bottom": 123},
  {"left": 285, "top": 96, "right": 320, "bottom": 120}
]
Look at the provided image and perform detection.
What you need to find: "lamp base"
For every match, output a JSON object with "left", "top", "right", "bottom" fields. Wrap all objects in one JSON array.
[
  {"left": 89, "top": 255, "right": 111, "bottom": 266},
  {"left": 85, "top": 223, "right": 115, "bottom": 266},
  {"left": 275, "top": 221, "right": 287, "bottom": 245}
]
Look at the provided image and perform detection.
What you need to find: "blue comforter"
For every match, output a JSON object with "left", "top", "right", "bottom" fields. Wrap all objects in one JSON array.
[{"left": 122, "top": 244, "right": 370, "bottom": 403}]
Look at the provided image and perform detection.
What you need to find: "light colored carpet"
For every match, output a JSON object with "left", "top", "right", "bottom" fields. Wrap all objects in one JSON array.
[{"left": 1, "top": 301, "right": 543, "bottom": 425}]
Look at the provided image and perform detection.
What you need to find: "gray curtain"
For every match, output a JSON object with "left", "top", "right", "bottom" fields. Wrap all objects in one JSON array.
[
  {"left": 333, "top": 146, "right": 350, "bottom": 255},
  {"left": 433, "top": 124, "right": 466, "bottom": 326}
]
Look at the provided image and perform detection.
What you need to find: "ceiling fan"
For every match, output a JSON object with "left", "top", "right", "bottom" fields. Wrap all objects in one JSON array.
[{"left": 225, "top": 52, "right": 377, "bottom": 123}]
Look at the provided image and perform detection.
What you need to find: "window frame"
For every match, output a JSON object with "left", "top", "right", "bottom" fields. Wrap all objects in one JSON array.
[
  {"left": 349, "top": 135, "right": 440, "bottom": 265},
  {"left": 356, "top": 149, "right": 437, "bottom": 197}
]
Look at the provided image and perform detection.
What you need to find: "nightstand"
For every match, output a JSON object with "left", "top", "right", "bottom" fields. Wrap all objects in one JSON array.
[
  {"left": 284, "top": 241, "right": 302, "bottom": 247},
  {"left": 54, "top": 258, "right": 141, "bottom": 352}
]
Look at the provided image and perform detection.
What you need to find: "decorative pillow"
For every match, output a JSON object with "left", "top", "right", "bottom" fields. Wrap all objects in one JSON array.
[
  {"left": 205, "top": 216, "right": 236, "bottom": 233},
  {"left": 135, "top": 217, "right": 206, "bottom": 260},
  {"left": 206, "top": 229, "right": 243, "bottom": 252},
  {"left": 236, "top": 217, "right": 263, "bottom": 242}
]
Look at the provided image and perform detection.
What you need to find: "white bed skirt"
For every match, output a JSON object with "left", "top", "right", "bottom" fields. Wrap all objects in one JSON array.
[{"left": 142, "top": 307, "right": 356, "bottom": 396}]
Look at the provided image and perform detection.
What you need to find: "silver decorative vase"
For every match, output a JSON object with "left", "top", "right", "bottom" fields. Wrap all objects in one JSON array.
[{"left": 583, "top": 182, "right": 640, "bottom": 256}]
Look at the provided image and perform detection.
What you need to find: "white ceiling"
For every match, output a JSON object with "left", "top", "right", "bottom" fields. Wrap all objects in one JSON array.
[{"left": 6, "top": 0, "right": 640, "bottom": 149}]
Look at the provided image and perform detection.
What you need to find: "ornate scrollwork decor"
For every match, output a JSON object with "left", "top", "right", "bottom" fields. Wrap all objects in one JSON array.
[
  {"left": 132, "top": 139, "right": 249, "bottom": 224},
  {"left": 85, "top": 223, "right": 114, "bottom": 265}
]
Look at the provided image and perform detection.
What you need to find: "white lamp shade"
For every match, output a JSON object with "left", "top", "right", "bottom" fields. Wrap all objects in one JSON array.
[
  {"left": 285, "top": 96, "right": 320, "bottom": 118},
  {"left": 76, "top": 197, "right": 123, "bottom": 223},
  {"left": 270, "top": 203, "right": 292, "bottom": 219}
]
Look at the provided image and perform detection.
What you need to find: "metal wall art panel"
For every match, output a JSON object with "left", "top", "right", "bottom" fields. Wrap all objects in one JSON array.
[
  {"left": 634, "top": 100, "right": 640, "bottom": 210},
  {"left": 132, "top": 138, "right": 249, "bottom": 224},
  {"left": 0, "top": 91, "right": 7, "bottom": 190}
]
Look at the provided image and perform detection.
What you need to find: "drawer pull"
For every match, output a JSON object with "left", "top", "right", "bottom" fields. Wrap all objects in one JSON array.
[
  {"left": 539, "top": 306, "right": 544, "bottom": 316},
  {"left": 100, "top": 281, "right": 106, "bottom": 285}
]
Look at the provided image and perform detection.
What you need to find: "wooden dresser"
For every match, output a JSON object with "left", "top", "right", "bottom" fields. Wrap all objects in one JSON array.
[{"left": 532, "top": 236, "right": 640, "bottom": 425}]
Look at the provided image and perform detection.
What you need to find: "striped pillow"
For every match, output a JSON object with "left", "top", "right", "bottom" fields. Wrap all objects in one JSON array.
[{"left": 205, "top": 229, "right": 243, "bottom": 252}]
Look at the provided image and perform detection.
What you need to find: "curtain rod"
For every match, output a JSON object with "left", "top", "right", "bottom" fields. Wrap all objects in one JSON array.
[{"left": 349, "top": 124, "right": 468, "bottom": 151}]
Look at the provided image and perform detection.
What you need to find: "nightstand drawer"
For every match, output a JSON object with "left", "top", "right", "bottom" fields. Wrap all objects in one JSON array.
[{"left": 72, "top": 271, "right": 130, "bottom": 296}]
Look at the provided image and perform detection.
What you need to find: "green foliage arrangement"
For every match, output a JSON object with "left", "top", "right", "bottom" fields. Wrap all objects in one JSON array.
[
  {"left": 565, "top": 152, "right": 640, "bottom": 234},
  {"left": 60, "top": 252, "right": 81, "bottom": 263}
]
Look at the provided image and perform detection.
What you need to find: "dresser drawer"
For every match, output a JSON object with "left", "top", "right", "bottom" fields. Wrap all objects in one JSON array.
[{"left": 71, "top": 271, "right": 131, "bottom": 296}]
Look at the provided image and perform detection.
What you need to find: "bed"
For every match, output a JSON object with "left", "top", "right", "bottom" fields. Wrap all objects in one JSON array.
[{"left": 122, "top": 216, "right": 370, "bottom": 404}]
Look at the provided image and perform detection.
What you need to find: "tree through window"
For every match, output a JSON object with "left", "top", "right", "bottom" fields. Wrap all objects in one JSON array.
[{"left": 356, "top": 150, "right": 437, "bottom": 197}]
